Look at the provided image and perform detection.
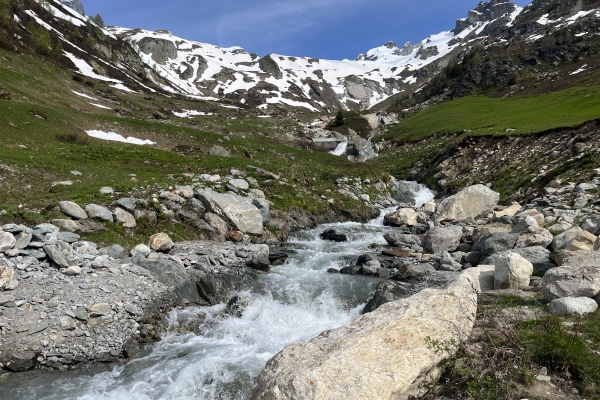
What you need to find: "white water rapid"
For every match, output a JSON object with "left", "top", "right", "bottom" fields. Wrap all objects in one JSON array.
[{"left": 1, "top": 209, "right": 399, "bottom": 400}]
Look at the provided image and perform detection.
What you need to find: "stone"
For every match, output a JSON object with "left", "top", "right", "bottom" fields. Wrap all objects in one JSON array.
[
  {"left": 58, "top": 201, "right": 88, "bottom": 220},
  {"left": 133, "top": 254, "right": 202, "bottom": 302},
  {"left": 320, "top": 229, "right": 347, "bottom": 242},
  {"left": 511, "top": 216, "right": 539, "bottom": 234},
  {"left": 209, "top": 145, "right": 231, "bottom": 157},
  {"left": 363, "top": 281, "right": 415, "bottom": 313},
  {"left": 383, "top": 232, "right": 421, "bottom": 248},
  {"left": 435, "top": 184, "right": 499, "bottom": 221},
  {"left": 494, "top": 203, "right": 521, "bottom": 219},
  {"left": 197, "top": 273, "right": 260, "bottom": 306},
  {"left": 494, "top": 253, "right": 533, "bottom": 290},
  {"left": 98, "top": 244, "right": 126, "bottom": 258},
  {"left": 58, "top": 232, "right": 80, "bottom": 243},
  {"left": 472, "top": 223, "right": 511, "bottom": 242},
  {"left": 89, "top": 303, "right": 112, "bottom": 317},
  {"left": 549, "top": 297, "right": 598, "bottom": 315},
  {"left": 131, "top": 244, "right": 151, "bottom": 258},
  {"left": 438, "top": 251, "right": 462, "bottom": 271},
  {"left": 85, "top": 204, "right": 113, "bottom": 222},
  {"left": 204, "top": 213, "right": 229, "bottom": 235},
  {"left": 0, "top": 232, "right": 16, "bottom": 252},
  {"left": 551, "top": 227, "right": 593, "bottom": 251},
  {"left": 252, "top": 198, "right": 271, "bottom": 224},
  {"left": 113, "top": 208, "right": 137, "bottom": 228},
  {"left": 481, "top": 246, "right": 555, "bottom": 273},
  {"left": 515, "top": 229, "right": 553, "bottom": 249},
  {"left": 386, "top": 208, "right": 418, "bottom": 227},
  {"left": 423, "top": 225, "right": 463, "bottom": 254},
  {"left": 148, "top": 233, "right": 174, "bottom": 252},
  {"left": 60, "top": 265, "right": 82, "bottom": 276},
  {"left": 116, "top": 197, "right": 139, "bottom": 211},
  {"left": 122, "top": 338, "right": 140, "bottom": 359},
  {"left": 543, "top": 265, "right": 600, "bottom": 300},
  {"left": 596, "top": 237, "right": 600, "bottom": 252},
  {"left": 1, "top": 349, "right": 38, "bottom": 372},
  {"left": 472, "top": 233, "right": 519, "bottom": 257},
  {"left": 13, "top": 232, "right": 32, "bottom": 250},
  {"left": 196, "top": 189, "right": 263, "bottom": 235},
  {"left": 517, "top": 209, "right": 545, "bottom": 227},
  {"left": 74, "top": 307, "right": 89, "bottom": 321},
  {"left": 229, "top": 179, "right": 249, "bottom": 191},
  {"left": 393, "top": 181, "right": 424, "bottom": 206},
  {"left": 252, "top": 266, "right": 493, "bottom": 400},
  {"left": 51, "top": 219, "right": 81, "bottom": 233},
  {"left": 227, "top": 231, "right": 244, "bottom": 242},
  {"left": 44, "top": 244, "right": 71, "bottom": 268},
  {"left": 421, "top": 200, "right": 436, "bottom": 214},
  {"left": 0, "top": 264, "right": 19, "bottom": 290},
  {"left": 247, "top": 254, "right": 271, "bottom": 272},
  {"left": 99, "top": 186, "right": 114, "bottom": 194}
]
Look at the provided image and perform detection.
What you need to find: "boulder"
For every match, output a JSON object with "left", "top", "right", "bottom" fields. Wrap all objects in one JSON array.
[
  {"left": 511, "top": 216, "right": 539, "bottom": 234},
  {"left": 363, "top": 281, "right": 415, "bottom": 313},
  {"left": 13, "top": 232, "right": 32, "bottom": 250},
  {"left": 204, "top": 213, "right": 229, "bottom": 235},
  {"left": 252, "top": 266, "right": 493, "bottom": 400},
  {"left": 515, "top": 229, "right": 553, "bottom": 249},
  {"left": 423, "top": 225, "right": 463, "bottom": 254},
  {"left": 113, "top": 208, "right": 137, "bottom": 228},
  {"left": 51, "top": 219, "right": 81, "bottom": 233},
  {"left": 472, "top": 223, "right": 511, "bottom": 242},
  {"left": 209, "top": 145, "right": 231, "bottom": 157},
  {"left": 481, "top": 246, "right": 555, "bottom": 273},
  {"left": 43, "top": 244, "right": 71, "bottom": 268},
  {"left": 196, "top": 189, "right": 263, "bottom": 235},
  {"left": 197, "top": 273, "right": 260, "bottom": 305},
  {"left": 0, "top": 263, "right": 19, "bottom": 290},
  {"left": 384, "top": 232, "right": 421, "bottom": 248},
  {"left": 493, "top": 203, "right": 521, "bottom": 219},
  {"left": 0, "top": 232, "right": 16, "bottom": 252},
  {"left": 89, "top": 303, "right": 112, "bottom": 317},
  {"left": 1, "top": 349, "right": 38, "bottom": 372},
  {"left": 131, "top": 244, "right": 151, "bottom": 258},
  {"left": 393, "top": 181, "right": 423, "bottom": 206},
  {"left": 386, "top": 208, "right": 418, "bottom": 227},
  {"left": 320, "top": 229, "right": 347, "bottom": 242},
  {"left": 435, "top": 185, "right": 499, "bottom": 221},
  {"left": 58, "top": 201, "right": 88, "bottom": 220},
  {"left": 549, "top": 297, "right": 598, "bottom": 315},
  {"left": 229, "top": 179, "right": 249, "bottom": 191},
  {"left": 60, "top": 265, "right": 82, "bottom": 276},
  {"left": 472, "top": 233, "right": 518, "bottom": 257},
  {"left": 494, "top": 253, "right": 533, "bottom": 290},
  {"left": 148, "top": 233, "right": 174, "bottom": 252},
  {"left": 252, "top": 198, "right": 271, "bottom": 224},
  {"left": 85, "top": 204, "right": 113, "bottom": 222},
  {"left": 543, "top": 265, "right": 600, "bottom": 300}
]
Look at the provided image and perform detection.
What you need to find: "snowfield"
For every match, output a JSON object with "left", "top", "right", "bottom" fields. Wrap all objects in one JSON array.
[{"left": 86, "top": 130, "right": 156, "bottom": 145}]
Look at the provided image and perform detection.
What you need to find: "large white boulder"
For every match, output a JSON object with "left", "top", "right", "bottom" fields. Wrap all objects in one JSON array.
[
  {"left": 423, "top": 225, "right": 463, "bottom": 254},
  {"left": 494, "top": 253, "right": 533, "bottom": 290},
  {"left": 543, "top": 265, "right": 600, "bottom": 301},
  {"left": 251, "top": 266, "right": 494, "bottom": 400},
  {"left": 549, "top": 297, "right": 598, "bottom": 315},
  {"left": 435, "top": 185, "right": 499, "bottom": 221},
  {"left": 387, "top": 208, "right": 418, "bottom": 227},
  {"left": 196, "top": 189, "right": 263, "bottom": 235}
]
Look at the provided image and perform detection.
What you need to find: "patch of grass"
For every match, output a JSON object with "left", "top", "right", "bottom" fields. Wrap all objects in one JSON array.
[{"left": 384, "top": 86, "right": 600, "bottom": 142}]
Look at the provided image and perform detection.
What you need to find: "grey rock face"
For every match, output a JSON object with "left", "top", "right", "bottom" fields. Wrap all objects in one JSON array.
[
  {"left": 209, "top": 145, "right": 231, "bottom": 157},
  {"left": 196, "top": 189, "right": 263, "bottom": 235},
  {"left": 349, "top": 138, "right": 378, "bottom": 162},
  {"left": 393, "top": 181, "right": 423, "bottom": 206},
  {"left": 472, "top": 233, "right": 519, "bottom": 257},
  {"left": 423, "top": 225, "right": 463, "bottom": 254},
  {"left": 138, "top": 38, "right": 178, "bottom": 65},
  {"left": 362, "top": 281, "right": 415, "bottom": 313},
  {"left": 258, "top": 55, "right": 283, "bottom": 79},
  {"left": 59, "top": 201, "right": 88, "bottom": 220},
  {"left": 197, "top": 273, "right": 260, "bottom": 305},
  {"left": 58, "top": 0, "right": 85, "bottom": 15}
]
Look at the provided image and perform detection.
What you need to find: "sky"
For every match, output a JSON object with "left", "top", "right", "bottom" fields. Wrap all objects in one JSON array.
[{"left": 83, "top": 0, "right": 532, "bottom": 60}]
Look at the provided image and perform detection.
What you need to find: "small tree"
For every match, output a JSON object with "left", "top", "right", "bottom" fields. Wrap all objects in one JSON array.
[
  {"left": 334, "top": 110, "right": 344, "bottom": 126},
  {"left": 91, "top": 13, "right": 104, "bottom": 27}
]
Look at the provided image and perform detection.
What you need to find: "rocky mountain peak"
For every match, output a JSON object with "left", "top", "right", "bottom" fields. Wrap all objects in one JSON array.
[
  {"left": 57, "top": 0, "right": 85, "bottom": 15},
  {"left": 454, "top": 0, "right": 519, "bottom": 34}
]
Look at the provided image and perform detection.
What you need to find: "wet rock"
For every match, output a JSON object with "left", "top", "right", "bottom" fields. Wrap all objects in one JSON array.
[
  {"left": 122, "top": 338, "right": 140, "bottom": 359},
  {"left": 393, "top": 181, "right": 423, "bottom": 205},
  {"left": 58, "top": 201, "right": 88, "bottom": 220},
  {"left": 435, "top": 184, "right": 499, "bottom": 221},
  {"left": 197, "top": 273, "right": 260, "bottom": 306},
  {"left": 148, "top": 233, "right": 175, "bottom": 252},
  {"left": 1, "top": 349, "right": 38, "bottom": 372},
  {"left": 320, "top": 229, "right": 347, "bottom": 242},
  {"left": 363, "top": 281, "right": 415, "bottom": 313},
  {"left": 246, "top": 255, "right": 271, "bottom": 272}
]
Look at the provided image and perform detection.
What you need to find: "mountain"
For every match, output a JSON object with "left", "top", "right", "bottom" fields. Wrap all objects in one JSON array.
[{"left": 57, "top": 0, "right": 84, "bottom": 15}]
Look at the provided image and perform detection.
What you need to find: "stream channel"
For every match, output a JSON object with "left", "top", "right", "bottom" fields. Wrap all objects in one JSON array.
[{"left": 1, "top": 185, "right": 434, "bottom": 399}]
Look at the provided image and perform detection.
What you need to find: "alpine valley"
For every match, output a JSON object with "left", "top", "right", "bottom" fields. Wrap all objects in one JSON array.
[{"left": 1, "top": 0, "right": 600, "bottom": 399}]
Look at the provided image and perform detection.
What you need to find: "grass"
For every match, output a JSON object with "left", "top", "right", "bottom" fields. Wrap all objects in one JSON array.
[{"left": 383, "top": 86, "right": 600, "bottom": 142}]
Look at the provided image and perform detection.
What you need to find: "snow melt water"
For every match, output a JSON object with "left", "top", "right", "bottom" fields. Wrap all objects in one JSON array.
[{"left": 1, "top": 210, "right": 401, "bottom": 400}]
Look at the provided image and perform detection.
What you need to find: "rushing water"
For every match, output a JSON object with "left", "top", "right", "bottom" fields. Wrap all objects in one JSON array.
[{"left": 0, "top": 184, "right": 435, "bottom": 400}]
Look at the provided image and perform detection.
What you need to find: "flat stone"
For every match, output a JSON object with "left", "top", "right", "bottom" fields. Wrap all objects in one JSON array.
[
  {"left": 51, "top": 219, "right": 81, "bottom": 233},
  {"left": 57, "top": 232, "right": 80, "bottom": 243},
  {"left": 89, "top": 303, "right": 111, "bottom": 317},
  {"left": 148, "top": 233, "right": 174, "bottom": 252},
  {"left": 99, "top": 187, "right": 114, "bottom": 194},
  {"left": 113, "top": 208, "right": 137, "bottom": 228},
  {"left": 60, "top": 266, "right": 82, "bottom": 276},
  {"left": 58, "top": 201, "right": 88, "bottom": 220},
  {"left": 0, "top": 232, "right": 16, "bottom": 252},
  {"left": 549, "top": 297, "right": 598, "bottom": 315},
  {"left": 43, "top": 244, "right": 71, "bottom": 269},
  {"left": 85, "top": 204, "right": 113, "bottom": 222}
]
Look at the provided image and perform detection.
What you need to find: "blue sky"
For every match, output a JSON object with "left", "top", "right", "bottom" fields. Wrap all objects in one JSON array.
[{"left": 84, "top": 0, "right": 532, "bottom": 60}]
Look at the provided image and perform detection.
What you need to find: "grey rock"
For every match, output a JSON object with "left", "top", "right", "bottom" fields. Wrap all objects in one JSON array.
[
  {"left": 436, "top": 185, "right": 499, "bottom": 221},
  {"left": 252, "top": 198, "right": 271, "bottom": 224},
  {"left": 550, "top": 297, "right": 598, "bottom": 315},
  {"left": 393, "top": 181, "right": 423, "bottom": 206},
  {"left": 133, "top": 255, "right": 202, "bottom": 302},
  {"left": 197, "top": 273, "right": 260, "bottom": 306},
  {"left": 0, "top": 349, "right": 38, "bottom": 372},
  {"left": 188, "top": 198, "right": 206, "bottom": 215},
  {"left": 89, "top": 303, "right": 111, "bottom": 317},
  {"left": 0, "top": 263, "right": 19, "bottom": 290},
  {"left": 43, "top": 244, "right": 71, "bottom": 268},
  {"left": 113, "top": 208, "right": 137, "bottom": 228},
  {"left": 57, "top": 232, "right": 80, "bottom": 243},
  {"left": 481, "top": 246, "right": 555, "bottom": 273},
  {"left": 363, "top": 281, "right": 415, "bottom": 313},
  {"left": 85, "top": 204, "right": 113, "bottom": 222},
  {"left": 58, "top": 201, "right": 88, "bottom": 220},
  {"left": 209, "top": 145, "right": 231, "bottom": 157},
  {"left": 13, "top": 232, "right": 32, "bottom": 250},
  {"left": 196, "top": 189, "right": 263, "bottom": 235},
  {"left": 229, "top": 179, "right": 249, "bottom": 191},
  {"left": 511, "top": 216, "right": 539, "bottom": 234},
  {"left": 98, "top": 244, "right": 126, "bottom": 259},
  {"left": 494, "top": 253, "right": 533, "bottom": 290},
  {"left": 543, "top": 265, "right": 600, "bottom": 300},
  {"left": 423, "top": 225, "right": 463, "bottom": 254},
  {"left": 384, "top": 232, "right": 421, "bottom": 248},
  {"left": 116, "top": 198, "right": 139, "bottom": 212},
  {"left": 472, "top": 233, "right": 519, "bottom": 257},
  {"left": 0, "top": 232, "right": 16, "bottom": 252}
]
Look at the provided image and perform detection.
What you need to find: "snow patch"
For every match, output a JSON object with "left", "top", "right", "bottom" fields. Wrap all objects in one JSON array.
[
  {"left": 173, "top": 110, "right": 214, "bottom": 118},
  {"left": 110, "top": 83, "right": 136, "bottom": 93},
  {"left": 64, "top": 51, "right": 120, "bottom": 83},
  {"left": 88, "top": 103, "right": 111, "bottom": 109},
  {"left": 86, "top": 130, "right": 155, "bottom": 145},
  {"left": 71, "top": 90, "right": 97, "bottom": 100},
  {"left": 570, "top": 64, "right": 588, "bottom": 75}
]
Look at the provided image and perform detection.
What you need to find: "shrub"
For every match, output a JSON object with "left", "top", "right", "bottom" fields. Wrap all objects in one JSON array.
[{"left": 55, "top": 133, "right": 90, "bottom": 145}]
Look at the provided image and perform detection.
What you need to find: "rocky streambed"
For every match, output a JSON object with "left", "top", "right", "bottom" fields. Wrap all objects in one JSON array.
[{"left": 2, "top": 174, "right": 600, "bottom": 399}]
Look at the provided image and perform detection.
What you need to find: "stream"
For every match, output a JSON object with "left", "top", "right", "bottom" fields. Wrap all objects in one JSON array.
[{"left": 0, "top": 185, "right": 434, "bottom": 400}]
